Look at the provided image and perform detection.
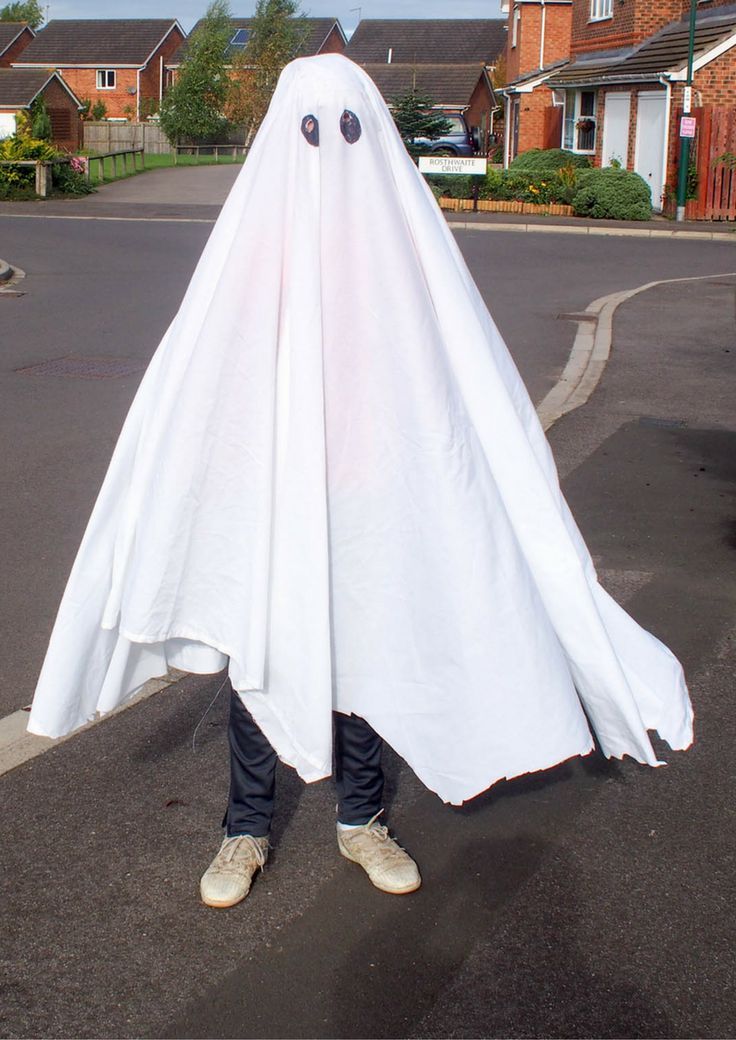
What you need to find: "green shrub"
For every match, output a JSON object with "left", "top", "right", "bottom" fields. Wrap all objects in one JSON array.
[
  {"left": 481, "top": 169, "right": 572, "bottom": 204},
  {"left": 424, "top": 174, "right": 476, "bottom": 199},
  {"left": 571, "top": 167, "right": 652, "bottom": 220},
  {"left": 0, "top": 132, "right": 56, "bottom": 190},
  {"left": 510, "top": 148, "right": 592, "bottom": 172},
  {"left": 51, "top": 160, "right": 94, "bottom": 196}
]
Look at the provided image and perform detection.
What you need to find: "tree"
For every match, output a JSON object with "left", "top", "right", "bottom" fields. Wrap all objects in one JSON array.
[
  {"left": 159, "top": 0, "right": 233, "bottom": 144},
  {"left": 0, "top": 0, "right": 44, "bottom": 28},
  {"left": 390, "top": 90, "right": 453, "bottom": 158},
  {"left": 227, "top": 0, "right": 307, "bottom": 140},
  {"left": 30, "top": 96, "right": 51, "bottom": 140}
]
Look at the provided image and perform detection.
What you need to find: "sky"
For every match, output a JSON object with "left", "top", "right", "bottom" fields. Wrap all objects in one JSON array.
[{"left": 45, "top": 1, "right": 507, "bottom": 37}]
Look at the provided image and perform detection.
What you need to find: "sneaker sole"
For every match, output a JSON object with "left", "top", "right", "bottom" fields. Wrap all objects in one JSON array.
[
  {"left": 200, "top": 890, "right": 250, "bottom": 908},
  {"left": 338, "top": 846, "right": 422, "bottom": 895}
]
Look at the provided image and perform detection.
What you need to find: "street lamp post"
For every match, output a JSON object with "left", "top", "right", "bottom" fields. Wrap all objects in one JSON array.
[{"left": 675, "top": 0, "right": 699, "bottom": 222}]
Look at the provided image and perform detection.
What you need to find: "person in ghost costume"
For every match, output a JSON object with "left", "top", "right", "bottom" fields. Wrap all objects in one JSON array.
[{"left": 28, "top": 54, "right": 693, "bottom": 907}]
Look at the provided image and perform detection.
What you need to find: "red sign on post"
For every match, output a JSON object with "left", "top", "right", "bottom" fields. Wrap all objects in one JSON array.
[{"left": 680, "top": 116, "right": 697, "bottom": 139}]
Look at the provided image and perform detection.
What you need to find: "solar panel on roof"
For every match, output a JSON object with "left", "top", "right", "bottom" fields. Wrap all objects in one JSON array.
[{"left": 231, "top": 28, "right": 250, "bottom": 48}]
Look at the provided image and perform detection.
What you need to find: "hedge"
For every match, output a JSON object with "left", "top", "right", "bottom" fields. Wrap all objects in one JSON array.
[
  {"left": 425, "top": 163, "right": 653, "bottom": 220},
  {"left": 509, "top": 148, "right": 592, "bottom": 172},
  {"left": 571, "top": 168, "right": 653, "bottom": 220}
]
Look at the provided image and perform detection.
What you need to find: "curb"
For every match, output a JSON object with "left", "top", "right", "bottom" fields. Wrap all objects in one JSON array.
[
  {"left": 0, "top": 258, "right": 12, "bottom": 281},
  {"left": 536, "top": 270, "right": 736, "bottom": 430},
  {"left": 447, "top": 220, "right": 736, "bottom": 243}
]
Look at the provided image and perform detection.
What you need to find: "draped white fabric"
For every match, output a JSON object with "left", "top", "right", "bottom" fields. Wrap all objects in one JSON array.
[{"left": 28, "top": 55, "right": 693, "bottom": 804}]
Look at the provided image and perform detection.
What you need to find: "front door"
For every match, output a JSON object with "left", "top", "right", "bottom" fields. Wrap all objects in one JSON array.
[
  {"left": 635, "top": 91, "right": 667, "bottom": 211},
  {"left": 602, "top": 92, "right": 631, "bottom": 168}
]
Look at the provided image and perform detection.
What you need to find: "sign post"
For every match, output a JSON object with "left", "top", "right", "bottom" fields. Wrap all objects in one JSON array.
[{"left": 418, "top": 156, "right": 488, "bottom": 212}]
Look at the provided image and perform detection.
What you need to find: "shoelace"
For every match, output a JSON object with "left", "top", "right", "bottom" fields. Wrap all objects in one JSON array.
[{"left": 221, "top": 834, "right": 268, "bottom": 870}]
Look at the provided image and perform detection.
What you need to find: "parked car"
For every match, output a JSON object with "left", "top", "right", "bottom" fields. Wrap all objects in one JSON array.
[{"left": 415, "top": 111, "right": 479, "bottom": 157}]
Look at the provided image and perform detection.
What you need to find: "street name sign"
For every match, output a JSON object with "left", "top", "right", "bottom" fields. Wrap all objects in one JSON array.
[
  {"left": 418, "top": 156, "right": 488, "bottom": 176},
  {"left": 680, "top": 116, "right": 697, "bottom": 139}
]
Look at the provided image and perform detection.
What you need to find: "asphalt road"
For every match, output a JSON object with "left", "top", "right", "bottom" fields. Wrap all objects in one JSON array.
[{"left": 0, "top": 180, "right": 735, "bottom": 1038}]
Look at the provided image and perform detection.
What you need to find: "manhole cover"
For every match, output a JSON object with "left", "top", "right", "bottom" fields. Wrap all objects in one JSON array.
[
  {"left": 638, "top": 416, "right": 688, "bottom": 429},
  {"left": 15, "top": 356, "right": 146, "bottom": 379}
]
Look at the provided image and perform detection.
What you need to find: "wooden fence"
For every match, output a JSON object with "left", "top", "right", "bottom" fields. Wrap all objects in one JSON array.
[
  {"left": 83, "top": 121, "right": 172, "bottom": 155},
  {"left": 684, "top": 106, "right": 736, "bottom": 221}
]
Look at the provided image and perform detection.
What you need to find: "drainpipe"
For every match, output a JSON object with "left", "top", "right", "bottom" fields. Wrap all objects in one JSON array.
[
  {"left": 676, "top": 0, "right": 698, "bottom": 221},
  {"left": 159, "top": 54, "right": 163, "bottom": 101},
  {"left": 136, "top": 67, "right": 141, "bottom": 121},
  {"left": 540, "top": 0, "right": 547, "bottom": 71},
  {"left": 504, "top": 93, "right": 511, "bottom": 168}
]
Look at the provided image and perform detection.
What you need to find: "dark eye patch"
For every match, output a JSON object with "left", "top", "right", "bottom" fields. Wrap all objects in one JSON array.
[
  {"left": 301, "top": 114, "right": 319, "bottom": 147},
  {"left": 340, "top": 110, "right": 361, "bottom": 144}
]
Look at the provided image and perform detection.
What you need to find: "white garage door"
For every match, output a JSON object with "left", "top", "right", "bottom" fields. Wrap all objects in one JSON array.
[
  {"left": 635, "top": 92, "right": 668, "bottom": 211},
  {"left": 602, "top": 92, "right": 631, "bottom": 168}
]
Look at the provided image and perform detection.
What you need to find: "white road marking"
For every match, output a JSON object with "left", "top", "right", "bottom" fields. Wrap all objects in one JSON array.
[{"left": 0, "top": 212, "right": 215, "bottom": 223}]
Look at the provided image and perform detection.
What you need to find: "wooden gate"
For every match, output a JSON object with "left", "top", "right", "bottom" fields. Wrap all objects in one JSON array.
[{"left": 686, "top": 106, "right": 736, "bottom": 221}]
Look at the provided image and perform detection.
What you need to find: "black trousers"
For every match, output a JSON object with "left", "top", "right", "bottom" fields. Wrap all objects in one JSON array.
[{"left": 224, "top": 690, "right": 385, "bottom": 838}]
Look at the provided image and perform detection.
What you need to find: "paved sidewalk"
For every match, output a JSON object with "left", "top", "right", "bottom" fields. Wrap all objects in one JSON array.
[{"left": 1, "top": 164, "right": 735, "bottom": 238}]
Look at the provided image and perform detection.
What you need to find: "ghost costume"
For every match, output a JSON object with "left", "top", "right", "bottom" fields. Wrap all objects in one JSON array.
[{"left": 28, "top": 54, "right": 693, "bottom": 805}]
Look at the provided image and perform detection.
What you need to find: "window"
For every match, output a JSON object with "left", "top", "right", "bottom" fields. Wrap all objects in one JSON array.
[
  {"left": 590, "top": 0, "right": 613, "bottom": 20},
  {"left": 512, "top": 6, "right": 521, "bottom": 48},
  {"left": 230, "top": 28, "right": 250, "bottom": 48},
  {"left": 562, "top": 90, "right": 597, "bottom": 153},
  {"left": 96, "top": 69, "right": 115, "bottom": 89}
]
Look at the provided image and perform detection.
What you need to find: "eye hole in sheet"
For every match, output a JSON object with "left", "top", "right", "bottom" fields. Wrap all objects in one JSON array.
[
  {"left": 340, "top": 110, "right": 362, "bottom": 144},
  {"left": 301, "top": 114, "right": 320, "bottom": 146}
]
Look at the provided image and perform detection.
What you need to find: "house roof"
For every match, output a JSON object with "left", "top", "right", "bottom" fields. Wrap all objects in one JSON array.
[
  {"left": 0, "top": 68, "right": 81, "bottom": 108},
  {"left": 344, "top": 19, "right": 507, "bottom": 66},
  {"left": 0, "top": 22, "right": 34, "bottom": 57},
  {"left": 362, "top": 63, "right": 495, "bottom": 109},
  {"left": 12, "top": 19, "right": 182, "bottom": 67},
  {"left": 167, "top": 16, "right": 345, "bottom": 67},
  {"left": 504, "top": 58, "right": 570, "bottom": 92},
  {"left": 548, "top": 7, "right": 736, "bottom": 87}
]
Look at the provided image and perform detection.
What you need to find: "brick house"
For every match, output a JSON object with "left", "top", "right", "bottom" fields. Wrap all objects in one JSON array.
[
  {"left": 12, "top": 19, "right": 186, "bottom": 120},
  {"left": 359, "top": 63, "right": 498, "bottom": 147},
  {"left": 499, "top": 1, "right": 573, "bottom": 162},
  {"left": 165, "top": 16, "right": 347, "bottom": 87},
  {"left": 0, "top": 22, "right": 35, "bottom": 66},
  {"left": 547, "top": 1, "right": 736, "bottom": 211},
  {"left": 345, "top": 19, "right": 507, "bottom": 152},
  {"left": 0, "top": 68, "right": 83, "bottom": 149},
  {"left": 502, "top": 1, "right": 736, "bottom": 213}
]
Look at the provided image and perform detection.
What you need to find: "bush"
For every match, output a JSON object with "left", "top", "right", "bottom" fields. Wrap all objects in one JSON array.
[
  {"left": 510, "top": 148, "right": 592, "bottom": 172},
  {"left": 424, "top": 174, "right": 476, "bottom": 199},
  {"left": 51, "top": 160, "right": 94, "bottom": 196},
  {"left": 0, "top": 132, "right": 56, "bottom": 190},
  {"left": 571, "top": 167, "right": 652, "bottom": 220}
]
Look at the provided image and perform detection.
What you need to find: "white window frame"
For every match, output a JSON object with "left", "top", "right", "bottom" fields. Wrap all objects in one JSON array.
[
  {"left": 590, "top": 0, "right": 613, "bottom": 21},
  {"left": 562, "top": 89, "right": 598, "bottom": 154},
  {"left": 96, "top": 69, "right": 116, "bottom": 90}
]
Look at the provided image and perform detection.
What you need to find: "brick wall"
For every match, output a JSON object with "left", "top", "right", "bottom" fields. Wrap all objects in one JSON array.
[
  {"left": 60, "top": 67, "right": 139, "bottom": 119},
  {"left": 507, "top": 3, "right": 572, "bottom": 82},
  {"left": 0, "top": 26, "right": 34, "bottom": 67},
  {"left": 41, "top": 75, "right": 81, "bottom": 150},
  {"left": 516, "top": 85, "right": 559, "bottom": 154},
  {"left": 666, "top": 46, "right": 736, "bottom": 189},
  {"left": 139, "top": 27, "right": 185, "bottom": 112},
  {"left": 317, "top": 25, "right": 346, "bottom": 54},
  {"left": 571, "top": 0, "right": 683, "bottom": 54}
]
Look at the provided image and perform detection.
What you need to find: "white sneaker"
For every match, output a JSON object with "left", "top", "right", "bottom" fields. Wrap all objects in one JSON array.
[
  {"left": 337, "top": 813, "right": 421, "bottom": 894},
  {"left": 200, "top": 834, "right": 269, "bottom": 908}
]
